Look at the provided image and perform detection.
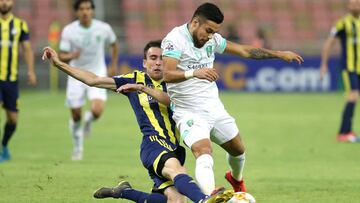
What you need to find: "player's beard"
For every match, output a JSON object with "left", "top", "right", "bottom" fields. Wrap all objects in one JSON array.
[
  {"left": 193, "top": 33, "right": 205, "bottom": 48},
  {"left": 0, "top": 5, "right": 12, "bottom": 15}
]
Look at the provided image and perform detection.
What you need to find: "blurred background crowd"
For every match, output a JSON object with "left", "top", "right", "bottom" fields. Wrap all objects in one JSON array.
[{"left": 12, "top": 0, "right": 346, "bottom": 89}]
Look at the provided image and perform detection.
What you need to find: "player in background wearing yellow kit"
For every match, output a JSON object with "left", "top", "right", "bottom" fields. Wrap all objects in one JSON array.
[
  {"left": 0, "top": 0, "right": 36, "bottom": 163},
  {"left": 321, "top": 0, "right": 360, "bottom": 143}
]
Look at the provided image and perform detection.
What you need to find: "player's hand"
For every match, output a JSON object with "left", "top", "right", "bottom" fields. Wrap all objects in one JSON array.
[
  {"left": 319, "top": 64, "right": 328, "bottom": 80},
  {"left": 277, "top": 51, "right": 304, "bottom": 64},
  {"left": 116, "top": 83, "right": 144, "bottom": 93},
  {"left": 193, "top": 68, "right": 219, "bottom": 82},
  {"left": 42, "top": 47, "right": 61, "bottom": 65},
  {"left": 27, "top": 71, "right": 37, "bottom": 86}
]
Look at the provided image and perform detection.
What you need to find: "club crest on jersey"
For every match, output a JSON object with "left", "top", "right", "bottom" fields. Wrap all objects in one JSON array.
[
  {"left": 186, "top": 119, "right": 194, "bottom": 127},
  {"left": 146, "top": 84, "right": 156, "bottom": 103},
  {"left": 11, "top": 28, "right": 18, "bottom": 35},
  {"left": 96, "top": 35, "right": 102, "bottom": 43},
  {"left": 165, "top": 42, "right": 174, "bottom": 51},
  {"left": 206, "top": 46, "right": 213, "bottom": 58}
]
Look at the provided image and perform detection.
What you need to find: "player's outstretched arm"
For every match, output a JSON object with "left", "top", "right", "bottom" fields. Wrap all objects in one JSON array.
[
  {"left": 320, "top": 36, "right": 337, "bottom": 79},
  {"left": 224, "top": 41, "right": 304, "bottom": 64},
  {"left": 163, "top": 57, "right": 219, "bottom": 83},
  {"left": 117, "top": 83, "right": 171, "bottom": 106},
  {"left": 42, "top": 47, "right": 117, "bottom": 90}
]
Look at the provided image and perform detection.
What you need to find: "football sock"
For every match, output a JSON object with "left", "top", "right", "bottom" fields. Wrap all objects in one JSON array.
[
  {"left": 69, "top": 119, "right": 83, "bottom": 152},
  {"left": 83, "top": 111, "right": 95, "bottom": 137},
  {"left": 227, "top": 153, "right": 246, "bottom": 181},
  {"left": 195, "top": 154, "right": 215, "bottom": 195},
  {"left": 144, "top": 193, "right": 167, "bottom": 203},
  {"left": 173, "top": 174, "right": 206, "bottom": 203},
  {"left": 2, "top": 122, "right": 16, "bottom": 147},
  {"left": 339, "top": 101, "right": 355, "bottom": 134},
  {"left": 121, "top": 189, "right": 167, "bottom": 203},
  {"left": 84, "top": 111, "right": 95, "bottom": 122}
]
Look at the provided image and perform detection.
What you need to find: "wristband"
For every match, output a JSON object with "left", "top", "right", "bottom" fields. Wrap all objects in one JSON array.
[{"left": 184, "top": 69, "right": 194, "bottom": 79}]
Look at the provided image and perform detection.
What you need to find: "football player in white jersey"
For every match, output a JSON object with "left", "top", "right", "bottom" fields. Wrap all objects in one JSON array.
[
  {"left": 59, "top": 0, "right": 119, "bottom": 161},
  {"left": 162, "top": 2, "right": 303, "bottom": 194}
]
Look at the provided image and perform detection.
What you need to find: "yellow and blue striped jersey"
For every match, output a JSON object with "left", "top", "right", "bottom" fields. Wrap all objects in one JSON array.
[
  {"left": 0, "top": 14, "right": 30, "bottom": 81},
  {"left": 331, "top": 14, "right": 360, "bottom": 74},
  {"left": 113, "top": 70, "right": 180, "bottom": 145}
]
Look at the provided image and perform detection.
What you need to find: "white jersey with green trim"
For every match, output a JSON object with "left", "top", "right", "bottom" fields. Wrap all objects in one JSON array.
[
  {"left": 59, "top": 19, "right": 117, "bottom": 77},
  {"left": 162, "top": 24, "right": 227, "bottom": 110}
]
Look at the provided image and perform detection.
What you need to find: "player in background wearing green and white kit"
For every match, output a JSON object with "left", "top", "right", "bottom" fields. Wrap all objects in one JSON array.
[
  {"left": 59, "top": 0, "right": 119, "bottom": 160},
  {"left": 162, "top": 2, "right": 304, "bottom": 194}
]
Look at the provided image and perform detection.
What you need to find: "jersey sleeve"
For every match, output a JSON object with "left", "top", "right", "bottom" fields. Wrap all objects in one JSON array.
[
  {"left": 162, "top": 33, "right": 183, "bottom": 60},
  {"left": 112, "top": 72, "right": 136, "bottom": 88},
  {"left": 105, "top": 24, "right": 117, "bottom": 44},
  {"left": 19, "top": 20, "right": 30, "bottom": 41},
  {"left": 330, "top": 18, "right": 345, "bottom": 37},
  {"left": 213, "top": 33, "right": 227, "bottom": 54},
  {"left": 59, "top": 26, "right": 72, "bottom": 52}
]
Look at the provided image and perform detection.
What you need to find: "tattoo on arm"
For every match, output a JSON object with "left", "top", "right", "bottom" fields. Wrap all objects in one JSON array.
[{"left": 249, "top": 48, "right": 276, "bottom": 59}]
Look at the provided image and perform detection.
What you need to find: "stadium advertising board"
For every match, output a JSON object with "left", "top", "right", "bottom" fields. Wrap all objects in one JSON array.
[{"left": 115, "top": 56, "right": 341, "bottom": 92}]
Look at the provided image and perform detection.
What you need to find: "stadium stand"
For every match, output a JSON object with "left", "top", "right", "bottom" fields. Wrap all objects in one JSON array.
[{"left": 12, "top": 0, "right": 346, "bottom": 56}]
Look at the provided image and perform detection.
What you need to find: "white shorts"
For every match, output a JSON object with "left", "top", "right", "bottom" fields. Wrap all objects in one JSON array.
[
  {"left": 173, "top": 107, "right": 239, "bottom": 148},
  {"left": 66, "top": 76, "right": 107, "bottom": 108}
]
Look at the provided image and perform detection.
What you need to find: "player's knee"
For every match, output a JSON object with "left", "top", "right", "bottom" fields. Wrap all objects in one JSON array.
[
  {"left": 162, "top": 159, "right": 187, "bottom": 179},
  {"left": 72, "top": 115, "right": 81, "bottom": 122},
  {"left": 223, "top": 135, "right": 246, "bottom": 156},
  {"left": 192, "top": 148, "right": 212, "bottom": 158},
  {"left": 91, "top": 107, "right": 103, "bottom": 119},
  {"left": 231, "top": 144, "right": 246, "bottom": 156},
  {"left": 92, "top": 111, "right": 102, "bottom": 119},
  {"left": 71, "top": 109, "right": 81, "bottom": 122},
  {"left": 7, "top": 116, "right": 17, "bottom": 124},
  {"left": 6, "top": 118, "right": 17, "bottom": 125},
  {"left": 191, "top": 139, "right": 212, "bottom": 158},
  {"left": 348, "top": 91, "right": 359, "bottom": 102}
]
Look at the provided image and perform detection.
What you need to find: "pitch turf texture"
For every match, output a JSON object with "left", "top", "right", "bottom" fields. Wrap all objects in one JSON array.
[{"left": 0, "top": 91, "right": 360, "bottom": 203}]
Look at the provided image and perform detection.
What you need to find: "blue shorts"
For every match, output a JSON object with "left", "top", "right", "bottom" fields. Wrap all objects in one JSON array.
[
  {"left": 140, "top": 135, "right": 185, "bottom": 193},
  {"left": 0, "top": 81, "right": 19, "bottom": 112},
  {"left": 342, "top": 70, "right": 360, "bottom": 91}
]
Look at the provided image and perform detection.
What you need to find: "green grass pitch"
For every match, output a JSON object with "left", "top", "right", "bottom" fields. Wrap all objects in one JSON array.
[{"left": 0, "top": 91, "right": 360, "bottom": 203}]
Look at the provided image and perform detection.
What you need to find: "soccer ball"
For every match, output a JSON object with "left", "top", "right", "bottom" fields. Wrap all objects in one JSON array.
[{"left": 226, "top": 192, "right": 256, "bottom": 203}]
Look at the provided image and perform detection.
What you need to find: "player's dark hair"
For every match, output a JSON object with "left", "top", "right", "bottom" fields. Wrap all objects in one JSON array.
[
  {"left": 192, "top": 2, "right": 224, "bottom": 24},
  {"left": 143, "top": 40, "right": 162, "bottom": 59},
  {"left": 73, "top": 0, "right": 95, "bottom": 11}
]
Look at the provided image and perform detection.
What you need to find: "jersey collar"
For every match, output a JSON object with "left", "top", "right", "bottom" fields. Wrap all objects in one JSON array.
[
  {"left": 0, "top": 13, "right": 14, "bottom": 23},
  {"left": 184, "top": 23, "right": 194, "bottom": 43}
]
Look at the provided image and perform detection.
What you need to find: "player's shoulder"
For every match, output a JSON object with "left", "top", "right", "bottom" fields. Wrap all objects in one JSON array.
[
  {"left": 12, "top": 15, "right": 28, "bottom": 24},
  {"left": 92, "top": 19, "right": 112, "bottom": 29},
  {"left": 62, "top": 20, "right": 79, "bottom": 31},
  {"left": 114, "top": 70, "right": 142, "bottom": 79},
  {"left": 337, "top": 14, "right": 352, "bottom": 23},
  {"left": 165, "top": 24, "right": 187, "bottom": 39},
  {"left": 134, "top": 70, "right": 145, "bottom": 76},
  {"left": 163, "top": 24, "right": 189, "bottom": 48}
]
